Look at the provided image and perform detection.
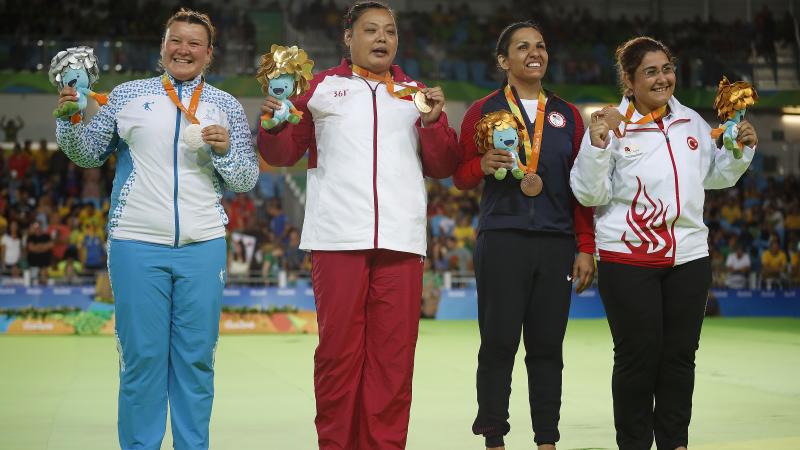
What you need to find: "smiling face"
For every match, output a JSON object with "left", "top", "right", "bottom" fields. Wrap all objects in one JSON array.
[
  {"left": 625, "top": 50, "right": 675, "bottom": 114},
  {"left": 344, "top": 7, "right": 397, "bottom": 76},
  {"left": 498, "top": 27, "right": 548, "bottom": 87},
  {"left": 160, "top": 21, "right": 212, "bottom": 81},
  {"left": 493, "top": 127, "right": 519, "bottom": 151},
  {"left": 268, "top": 74, "right": 296, "bottom": 99}
]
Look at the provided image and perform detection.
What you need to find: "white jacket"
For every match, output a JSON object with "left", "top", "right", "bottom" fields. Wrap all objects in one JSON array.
[
  {"left": 258, "top": 60, "right": 459, "bottom": 256},
  {"left": 56, "top": 74, "right": 259, "bottom": 247},
  {"left": 570, "top": 96, "right": 753, "bottom": 267}
]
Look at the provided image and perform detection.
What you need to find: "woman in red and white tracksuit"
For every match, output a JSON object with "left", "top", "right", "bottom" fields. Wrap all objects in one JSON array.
[
  {"left": 257, "top": 2, "right": 459, "bottom": 449},
  {"left": 570, "top": 37, "right": 759, "bottom": 450}
]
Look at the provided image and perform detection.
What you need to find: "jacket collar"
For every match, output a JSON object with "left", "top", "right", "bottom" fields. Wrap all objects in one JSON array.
[
  {"left": 617, "top": 95, "right": 688, "bottom": 121},
  {"left": 163, "top": 72, "right": 204, "bottom": 89}
]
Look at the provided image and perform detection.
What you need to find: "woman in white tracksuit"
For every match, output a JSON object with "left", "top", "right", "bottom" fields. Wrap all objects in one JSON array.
[
  {"left": 570, "top": 37, "right": 758, "bottom": 450},
  {"left": 56, "top": 9, "right": 258, "bottom": 450}
]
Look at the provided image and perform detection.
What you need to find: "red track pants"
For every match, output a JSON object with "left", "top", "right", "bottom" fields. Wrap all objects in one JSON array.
[{"left": 311, "top": 249, "right": 424, "bottom": 450}]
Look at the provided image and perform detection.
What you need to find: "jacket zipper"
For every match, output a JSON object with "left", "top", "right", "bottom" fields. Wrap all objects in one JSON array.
[
  {"left": 172, "top": 82, "right": 182, "bottom": 248},
  {"left": 371, "top": 88, "right": 379, "bottom": 248},
  {"left": 657, "top": 119, "right": 680, "bottom": 264}
]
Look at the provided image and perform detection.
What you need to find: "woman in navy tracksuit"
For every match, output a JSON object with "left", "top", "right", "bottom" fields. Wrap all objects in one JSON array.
[{"left": 454, "top": 21, "right": 595, "bottom": 450}]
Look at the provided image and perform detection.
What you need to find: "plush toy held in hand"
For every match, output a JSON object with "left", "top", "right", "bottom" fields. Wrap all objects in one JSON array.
[
  {"left": 711, "top": 76, "right": 758, "bottom": 159},
  {"left": 474, "top": 110, "right": 525, "bottom": 181},
  {"left": 49, "top": 46, "right": 107, "bottom": 124},
  {"left": 256, "top": 44, "right": 314, "bottom": 130}
]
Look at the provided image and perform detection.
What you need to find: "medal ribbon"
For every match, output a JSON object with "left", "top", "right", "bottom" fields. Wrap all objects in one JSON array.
[
  {"left": 613, "top": 102, "right": 668, "bottom": 137},
  {"left": 503, "top": 85, "right": 546, "bottom": 174},
  {"left": 352, "top": 64, "right": 419, "bottom": 99},
  {"left": 162, "top": 75, "right": 205, "bottom": 125}
]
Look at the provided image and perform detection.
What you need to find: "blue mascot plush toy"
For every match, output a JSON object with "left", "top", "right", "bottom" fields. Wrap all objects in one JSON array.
[
  {"left": 256, "top": 44, "right": 314, "bottom": 130},
  {"left": 710, "top": 76, "right": 758, "bottom": 159},
  {"left": 49, "top": 46, "right": 107, "bottom": 124},
  {"left": 475, "top": 110, "right": 526, "bottom": 180}
]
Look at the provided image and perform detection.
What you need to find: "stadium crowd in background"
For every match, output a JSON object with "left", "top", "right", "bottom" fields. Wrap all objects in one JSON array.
[
  {"left": 1, "top": 1, "right": 799, "bottom": 289},
  {"left": 0, "top": 139, "right": 798, "bottom": 289}
]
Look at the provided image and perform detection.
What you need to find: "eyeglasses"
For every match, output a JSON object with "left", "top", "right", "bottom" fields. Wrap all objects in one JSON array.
[{"left": 642, "top": 64, "right": 675, "bottom": 78}]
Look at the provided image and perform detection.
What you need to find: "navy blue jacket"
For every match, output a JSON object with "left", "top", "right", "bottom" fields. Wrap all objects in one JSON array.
[{"left": 454, "top": 87, "right": 594, "bottom": 253}]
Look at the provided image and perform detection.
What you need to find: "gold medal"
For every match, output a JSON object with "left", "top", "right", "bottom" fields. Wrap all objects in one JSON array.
[
  {"left": 414, "top": 90, "right": 432, "bottom": 113},
  {"left": 520, "top": 173, "right": 543, "bottom": 197}
]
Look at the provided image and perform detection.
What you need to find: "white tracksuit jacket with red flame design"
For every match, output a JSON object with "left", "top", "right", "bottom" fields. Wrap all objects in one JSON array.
[{"left": 569, "top": 96, "right": 754, "bottom": 268}]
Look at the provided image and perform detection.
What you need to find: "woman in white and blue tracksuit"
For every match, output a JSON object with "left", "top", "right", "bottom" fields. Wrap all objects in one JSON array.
[{"left": 55, "top": 9, "right": 258, "bottom": 450}]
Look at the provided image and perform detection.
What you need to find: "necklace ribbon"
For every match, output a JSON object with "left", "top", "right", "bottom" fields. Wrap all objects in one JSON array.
[
  {"left": 503, "top": 85, "right": 546, "bottom": 174},
  {"left": 612, "top": 102, "right": 668, "bottom": 137},
  {"left": 352, "top": 64, "right": 420, "bottom": 98},
  {"left": 161, "top": 75, "right": 205, "bottom": 124}
]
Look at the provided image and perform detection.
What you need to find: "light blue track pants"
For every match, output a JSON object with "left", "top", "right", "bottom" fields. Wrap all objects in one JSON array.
[{"left": 109, "top": 238, "right": 226, "bottom": 450}]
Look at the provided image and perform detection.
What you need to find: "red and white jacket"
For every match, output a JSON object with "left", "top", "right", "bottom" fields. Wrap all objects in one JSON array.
[
  {"left": 258, "top": 59, "right": 460, "bottom": 256},
  {"left": 569, "top": 96, "right": 754, "bottom": 267}
]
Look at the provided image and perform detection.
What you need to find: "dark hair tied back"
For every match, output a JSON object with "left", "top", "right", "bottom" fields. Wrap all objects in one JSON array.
[
  {"left": 342, "top": 1, "right": 394, "bottom": 31},
  {"left": 495, "top": 20, "right": 542, "bottom": 59}
]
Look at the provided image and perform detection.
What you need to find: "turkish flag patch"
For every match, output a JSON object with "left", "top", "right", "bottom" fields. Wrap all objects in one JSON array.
[{"left": 687, "top": 136, "right": 699, "bottom": 150}]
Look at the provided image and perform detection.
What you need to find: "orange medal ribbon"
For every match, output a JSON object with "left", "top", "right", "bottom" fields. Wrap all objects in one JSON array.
[
  {"left": 351, "top": 64, "right": 419, "bottom": 99},
  {"left": 611, "top": 102, "right": 668, "bottom": 138},
  {"left": 161, "top": 75, "right": 205, "bottom": 125},
  {"left": 503, "top": 85, "right": 546, "bottom": 174}
]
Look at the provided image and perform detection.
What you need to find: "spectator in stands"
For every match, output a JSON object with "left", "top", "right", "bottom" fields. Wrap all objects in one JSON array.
[
  {"left": 0, "top": 115, "right": 24, "bottom": 142},
  {"left": 444, "top": 235, "right": 470, "bottom": 275},
  {"left": 7, "top": 142, "right": 31, "bottom": 182},
  {"left": 1, "top": 220, "right": 23, "bottom": 279},
  {"left": 571, "top": 36, "right": 757, "bottom": 450},
  {"left": 452, "top": 213, "right": 475, "bottom": 249},
  {"left": 785, "top": 204, "right": 800, "bottom": 234},
  {"left": 54, "top": 8, "right": 258, "bottom": 449},
  {"left": 267, "top": 197, "right": 287, "bottom": 241},
  {"left": 455, "top": 20, "right": 595, "bottom": 450},
  {"left": 709, "top": 248, "right": 726, "bottom": 287},
  {"left": 720, "top": 196, "right": 743, "bottom": 229},
  {"left": 228, "top": 240, "right": 250, "bottom": 281},
  {"left": 761, "top": 238, "right": 788, "bottom": 289},
  {"left": 80, "top": 223, "right": 105, "bottom": 272},
  {"left": 26, "top": 221, "right": 53, "bottom": 285},
  {"left": 257, "top": 2, "right": 460, "bottom": 448},
  {"left": 50, "top": 246, "right": 83, "bottom": 285},
  {"left": 725, "top": 245, "right": 751, "bottom": 289},
  {"left": 47, "top": 212, "right": 71, "bottom": 262},
  {"left": 228, "top": 191, "right": 255, "bottom": 231},
  {"left": 78, "top": 202, "right": 104, "bottom": 231},
  {"left": 258, "top": 235, "right": 283, "bottom": 286},
  {"left": 31, "top": 139, "right": 51, "bottom": 176}
]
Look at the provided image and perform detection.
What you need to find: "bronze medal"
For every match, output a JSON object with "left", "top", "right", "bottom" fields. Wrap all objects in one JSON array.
[
  {"left": 520, "top": 172, "right": 543, "bottom": 197},
  {"left": 413, "top": 90, "right": 433, "bottom": 113}
]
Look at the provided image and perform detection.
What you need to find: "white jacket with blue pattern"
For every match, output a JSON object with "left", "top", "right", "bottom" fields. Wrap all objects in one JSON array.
[{"left": 56, "top": 73, "right": 258, "bottom": 247}]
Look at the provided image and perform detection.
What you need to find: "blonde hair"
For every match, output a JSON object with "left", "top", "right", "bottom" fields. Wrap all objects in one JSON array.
[{"left": 164, "top": 8, "right": 216, "bottom": 47}]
